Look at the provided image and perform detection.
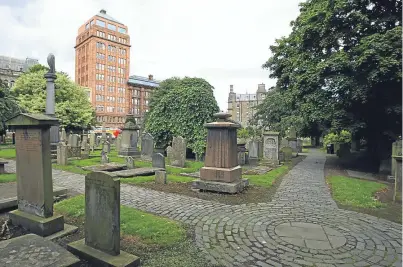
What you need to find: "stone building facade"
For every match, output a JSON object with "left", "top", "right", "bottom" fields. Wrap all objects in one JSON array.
[
  {"left": 0, "top": 56, "right": 38, "bottom": 87},
  {"left": 227, "top": 84, "right": 268, "bottom": 126}
]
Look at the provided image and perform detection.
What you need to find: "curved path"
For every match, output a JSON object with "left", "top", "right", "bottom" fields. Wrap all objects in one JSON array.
[{"left": 4, "top": 150, "right": 402, "bottom": 267}]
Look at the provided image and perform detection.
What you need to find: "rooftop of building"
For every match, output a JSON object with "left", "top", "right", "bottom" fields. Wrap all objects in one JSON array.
[
  {"left": 128, "top": 75, "right": 160, "bottom": 88},
  {"left": 96, "top": 9, "right": 123, "bottom": 25},
  {"left": 0, "top": 56, "right": 39, "bottom": 72}
]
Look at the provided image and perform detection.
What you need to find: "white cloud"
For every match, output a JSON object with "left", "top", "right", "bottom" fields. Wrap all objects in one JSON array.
[{"left": 0, "top": 0, "right": 301, "bottom": 110}]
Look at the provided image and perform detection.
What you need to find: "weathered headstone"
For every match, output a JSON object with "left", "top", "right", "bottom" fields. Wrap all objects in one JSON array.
[
  {"left": 60, "top": 127, "right": 67, "bottom": 143},
  {"left": 81, "top": 142, "right": 90, "bottom": 159},
  {"left": 68, "top": 132, "right": 73, "bottom": 146},
  {"left": 67, "top": 171, "right": 140, "bottom": 266},
  {"left": 391, "top": 140, "right": 402, "bottom": 177},
  {"left": 280, "top": 146, "right": 293, "bottom": 162},
  {"left": 263, "top": 131, "right": 280, "bottom": 165},
  {"left": 57, "top": 142, "right": 68, "bottom": 165},
  {"left": 166, "top": 136, "right": 186, "bottom": 167},
  {"left": 141, "top": 133, "right": 154, "bottom": 160},
  {"left": 101, "top": 151, "right": 109, "bottom": 164},
  {"left": 237, "top": 141, "right": 246, "bottom": 166},
  {"left": 89, "top": 133, "right": 95, "bottom": 152},
  {"left": 101, "top": 123, "right": 107, "bottom": 141},
  {"left": 155, "top": 170, "right": 167, "bottom": 184},
  {"left": 119, "top": 116, "right": 140, "bottom": 157},
  {"left": 116, "top": 135, "right": 122, "bottom": 153},
  {"left": 193, "top": 112, "right": 248, "bottom": 193},
  {"left": 81, "top": 134, "right": 88, "bottom": 150},
  {"left": 297, "top": 139, "right": 303, "bottom": 153},
  {"left": 248, "top": 140, "right": 259, "bottom": 165},
  {"left": 6, "top": 113, "right": 74, "bottom": 237},
  {"left": 152, "top": 153, "right": 165, "bottom": 169},
  {"left": 126, "top": 156, "right": 135, "bottom": 169}
]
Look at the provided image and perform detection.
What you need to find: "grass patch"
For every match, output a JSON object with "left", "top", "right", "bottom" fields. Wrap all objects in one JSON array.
[
  {"left": 121, "top": 174, "right": 195, "bottom": 185},
  {"left": 52, "top": 164, "right": 90, "bottom": 175},
  {"left": 244, "top": 165, "right": 289, "bottom": 188},
  {"left": 0, "top": 148, "right": 16, "bottom": 159},
  {"left": 327, "top": 175, "right": 387, "bottom": 208},
  {"left": 302, "top": 148, "right": 309, "bottom": 153},
  {"left": 55, "top": 195, "right": 186, "bottom": 246},
  {"left": 0, "top": 173, "right": 16, "bottom": 183}
]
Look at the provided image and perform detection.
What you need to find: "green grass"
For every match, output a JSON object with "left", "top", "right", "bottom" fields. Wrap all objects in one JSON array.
[
  {"left": 327, "top": 175, "right": 387, "bottom": 208},
  {"left": 244, "top": 165, "right": 289, "bottom": 187},
  {"left": 0, "top": 173, "right": 16, "bottom": 183},
  {"left": 0, "top": 148, "right": 16, "bottom": 159},
  {"left": 121, "top": 174, "right": 195, "bottom": 185},
  {"left": 302, "top": 148, "right": 309, "bottom": 153},
  {"left": 55, "top": 195, "right": 186, "bottom": 246}
]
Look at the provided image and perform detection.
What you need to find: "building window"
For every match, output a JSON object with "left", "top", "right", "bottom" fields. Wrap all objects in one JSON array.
[
  {"left": 96, "top": 19, "right": 106, "bottom": 27},
  {"left": 118, "top": 27, "right": 126, "bottom": 34},
  {"left": 90, "top": 20, "right": 95, "bottom": 26},
  {"left": 108, "top": 24, "right": 116, "bottom": 31},
  {"left": 85, "top": 23, "right": 89, "bottom": 30}
]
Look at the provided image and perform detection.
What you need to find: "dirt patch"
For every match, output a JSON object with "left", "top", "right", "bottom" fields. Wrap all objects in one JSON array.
[
  {"left": 133, "top": 155, "right": 306, "bottom": 205},
  {"left": 325, "top": 155, "right": 402, "bottom": 224}
]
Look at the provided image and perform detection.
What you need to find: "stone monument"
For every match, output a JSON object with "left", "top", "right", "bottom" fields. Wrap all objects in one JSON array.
[
  {"left": 248, "top": 140, "right": 259, "bottom": 165},
  {"left": 126, "top": 156, "right": 135, "bottom": 169},
  {"left": 166, "top": 136, "right": 186, "bottom": 167},
  {"left": 237, "top": 140, "right": 247, "bottom": 165},
  {"left": 193, "top": 112, "right": 248, "bottom": 193},
  {"left": 152, "top": 153, "right": 165, "bottom": 169},
  {"left": 89, "top": 132, "right": 95, "bottom": 152},
  {"left": 141, "top": 133, "right": 154, "bottom": 160},
  {"left": 287, "top": 127, "right": 298, "bottom": 153},
  {"left": 57, "top": 142, "right": 68, "bottom": 165},
  {"left": 6, "top": 113, "right": 76, "bottom": 237},
  {"left": 263, "top": 131, "right": 280, "bottom": 165},
  {"left": 155, "top": 170, "right": 167, "bottom": 184},
  {"left": 67, "top": 171, "right": 140, "bottom": 266},
  {"left": 118, "top": 115, "right": 140, "bottom": 157}
]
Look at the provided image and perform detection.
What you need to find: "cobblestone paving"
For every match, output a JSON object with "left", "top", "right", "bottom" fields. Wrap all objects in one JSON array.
[{"left": 3, "top": 150, "right": 402, "bottom": 267}]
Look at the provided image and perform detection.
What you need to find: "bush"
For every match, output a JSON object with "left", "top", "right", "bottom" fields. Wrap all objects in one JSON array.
[{"left": 323, "top": 130, "right": 352, "bottom": 148}]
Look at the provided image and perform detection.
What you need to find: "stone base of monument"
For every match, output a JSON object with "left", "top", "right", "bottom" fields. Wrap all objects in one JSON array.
[
  {"left": 192, "top": 178, "right": 249, "bottom": 194},
  {"left": 200, "top": 166, "right": 242, "bottom": 183},
  {"left": 248, "top": 157, "right": 258, "bottom": 166},
  {"left": 68, "top": 239, "right": 140, "bottom": 267},
  {"left": 118, "top": 148, "right": 140, "bottom": 157},
  {"left": 9, "top": 210, "right": 76, "bottom": 238}
]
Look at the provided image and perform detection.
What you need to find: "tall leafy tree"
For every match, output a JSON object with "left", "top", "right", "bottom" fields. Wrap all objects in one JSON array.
[
  {"left": 0, "top": 79, "right": 21, "bottom": 134},
  {"left": 12, "top": 67, "right": 95, "bottom": 130},
  {"left": 145, "top": 77, "right": 219, "bottom": 156},
  {"left": 260, "top": 0, "right": 401, "bottom": 158}
]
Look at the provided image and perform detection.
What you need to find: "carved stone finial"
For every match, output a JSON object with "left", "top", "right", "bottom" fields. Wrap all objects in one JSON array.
[{"left": 47, "top": 53, "right": 55, "bottom": 74}]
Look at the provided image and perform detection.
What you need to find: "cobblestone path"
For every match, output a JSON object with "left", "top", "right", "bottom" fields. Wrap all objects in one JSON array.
[{"left": 4, "top": 150, "right": 402, "bottom": 267}]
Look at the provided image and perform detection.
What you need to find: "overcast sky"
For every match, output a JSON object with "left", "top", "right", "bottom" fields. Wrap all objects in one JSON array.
[{"left": 0, "top": 0, "right": 301, "bottom": 110}]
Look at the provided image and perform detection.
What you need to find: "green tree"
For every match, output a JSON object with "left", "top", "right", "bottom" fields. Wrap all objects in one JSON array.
[
  {"left": 0, "top": 79, "right": 22, "bottom": 134},
  {"left": 261, "top": 0, "right": 402, "bottom": 159},
  {"left": 12, "top": 68, "right": 95, "bottom": 130},
  {"left": 144, "top": 77, "right": 219, "bottom": 156}
]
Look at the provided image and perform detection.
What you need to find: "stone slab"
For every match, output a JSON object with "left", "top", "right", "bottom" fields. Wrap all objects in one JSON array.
[
  {"left": 45, "top": 223, "right": 78, "bottom": 241},
  {"left": 9, "top": 210, "right": 64, "bottom": 237},
  {"left": 67, "top": 239, "right": 140, "bottom": 267},
  {"left": 180, "top": 171, "right": 200, "bottom": 178},
  {"left": 200, "top": 165, "right": 242, "bottom": 183},
  {"left": 0, "top": 233, "right": 79, "bottom": 267},
  {"left": 192, "top": 178, "right": 249, "bottom": 194},
  {"left": 82, "top": 163, "right": 126, "bottom": 172},
  {"left": 112, "top": 167, "right": 164, "bottom": 178},
  {"left": 0, "top": 186, "right": 68, "bottom": 211},
  {"left": 346, "top": 170, "right": 378, "bottom": 181}
]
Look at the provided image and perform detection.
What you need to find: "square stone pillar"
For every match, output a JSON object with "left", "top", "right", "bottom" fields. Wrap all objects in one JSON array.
[
  {"left": 6, "top": 113, "right": 65, "bottom": 236},
  {"left": 263, "top": 131, "right": 280, "bottom": 165},
  {"left": 193, "top": 112, "right": 248, "bottom": 194}
]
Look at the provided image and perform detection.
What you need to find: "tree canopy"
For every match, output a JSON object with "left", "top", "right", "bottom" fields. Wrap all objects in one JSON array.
[
  {"left": 12, "top": 66, "right": 95, "bottom": 130},
  {"left": 144, "top": 77, "right": 219, "bottom": 155},
  {"left": 0, "top": 79, "right": 21, "bottom": 134},
  {"left": 256, "top": 0, "right": 402, "bottom": 155}
]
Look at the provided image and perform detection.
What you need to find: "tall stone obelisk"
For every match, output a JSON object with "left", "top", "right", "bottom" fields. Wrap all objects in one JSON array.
[{"left": 44, "top": 53, "right": 59, "bottom": 156}]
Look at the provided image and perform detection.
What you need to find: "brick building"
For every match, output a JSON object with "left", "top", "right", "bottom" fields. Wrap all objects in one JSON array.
[
  {"left": 75, "top": 9, "right": 131, "bottom": 128},
  {"left": 227, "top": 84, "right": 268, "bottom": 127}
]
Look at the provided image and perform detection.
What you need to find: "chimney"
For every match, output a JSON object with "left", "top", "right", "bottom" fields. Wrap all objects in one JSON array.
[
  {"left": 230, "top": 84, "right": 234, "bottom": 92},
  {"left": 148, "top": 74, "right": 153, "bottom": 80},
  {"left": 100, "top": 9, "right": 106, "bottom": 14}
]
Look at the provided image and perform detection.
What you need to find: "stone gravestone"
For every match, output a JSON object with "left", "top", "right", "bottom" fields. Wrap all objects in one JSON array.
[
  {"left": 155, "top": 170, "right": 167, "bottom": 184},
  {"left": 119, "top": 116, "right": 140, "bottom": 157},
  {"left": 263, "top": 131, "right": 280, "bottom": 165},
  {"left": 101, "top": 151, "right": 109, "bottom": 164},
  {"left": 237, "top": 141, "right": 246, "bottom": 166},
  {"left": 67, "top": 171, "right": 140, "bottom": 266},
  {"left": 57, "top": 142, "right": 68, "bottom": 165},
  {"left": 391, "top": 140, "right": 402, "bottom": 178},
  {"left": 392, "top": 140, "right": 402, "bottom": 202},
  {"left": 69, "top": 134, "right": 81, "bottom": 158},
  {"left": 6, "top": 113, "right": 76, "bottom": 237},
  {"left": 141, "top": 133, "right": 154, "bottom": 161},
  {"left": 297, "top": 139, "right": 303, "bottom": 153},
  {"left": 287, "top": 127, "right": 298, "bottom": 153},
  {"left": 68, "top": 132, "right": 73, "bottom": 146},
  {"left": 281, "top": 147, "right": 293, "bottom": 162},
  {"left": 193, "top": 112, "right": 248, "bottom": 193},
  {"left": 126, "top": 156, "right": 135, "bottom": 169},
  {"left": 60, "top": 127, "right": 67, "bottom": 143},
  {"left": 166, "top": 136, "right": 186, "bottom": 167},
  {"left": 248, "top": 140, "right": 259, "bottom": 165},
  {"left": 81, "top": 142, "right": 90, "bottom": 159},
  {"left": 89, "top": 132, "right": 95, "bottom": 152},
  {"left": 116, "top": 135, "right": 122, "bottom": 153},
  {"left": 152, "top": 153, "right": 165, "bottom": 169},
  {"left": 81, "top": 134, "right": 88, "bottom": 151}
]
